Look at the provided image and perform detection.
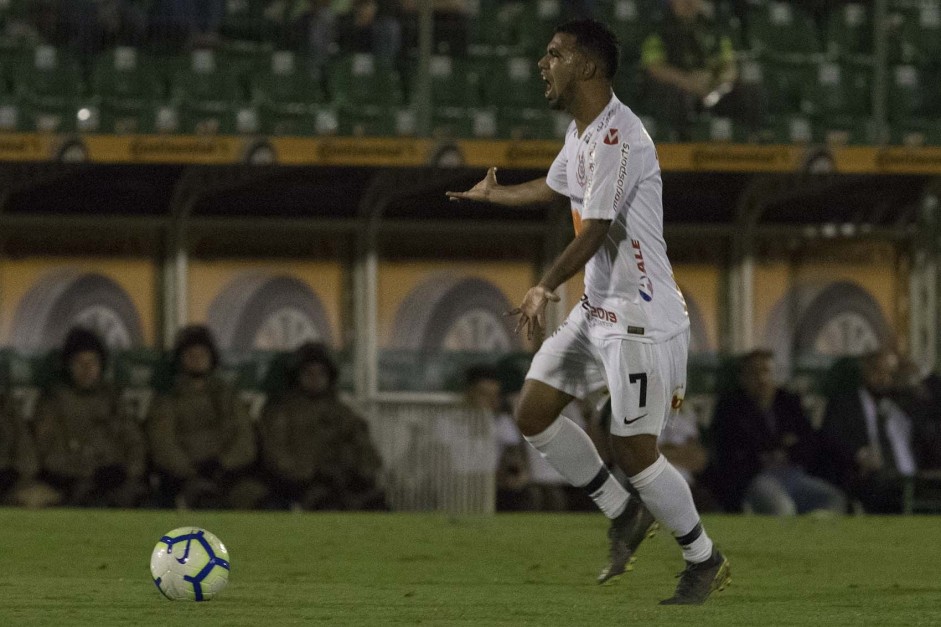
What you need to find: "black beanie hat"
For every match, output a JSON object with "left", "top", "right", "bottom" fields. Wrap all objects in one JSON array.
[
  {"left": 290, "top": 342, "right": 338, "bottom": 387},
  {"left": 62, "top": 327, "right": 107, "bottom": 367},
  {"left": 172, "top": 325, "right": 219, "bottom": 369}
]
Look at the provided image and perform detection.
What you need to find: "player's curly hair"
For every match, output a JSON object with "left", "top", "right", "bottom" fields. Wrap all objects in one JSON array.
[{"left": 555, "top": 19, "right": 621, "bottom": 81}]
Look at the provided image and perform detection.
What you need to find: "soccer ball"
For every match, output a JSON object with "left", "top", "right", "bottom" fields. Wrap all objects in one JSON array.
[{"left": 150, "top": 527, "right": 231, "bottom": 601}]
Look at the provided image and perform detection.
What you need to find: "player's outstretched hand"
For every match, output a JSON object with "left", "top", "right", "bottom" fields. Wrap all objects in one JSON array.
[
  {"left": 506, "top": 285, "right": 561, "bottom": 340},
  {"left": 446, "top": 166, "right": 499, "bottom": 203}
]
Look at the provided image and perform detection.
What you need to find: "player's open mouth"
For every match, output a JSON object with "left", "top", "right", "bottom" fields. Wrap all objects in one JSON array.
[{"left": 544, "top": 78, "right": 552, "bottom": 98}]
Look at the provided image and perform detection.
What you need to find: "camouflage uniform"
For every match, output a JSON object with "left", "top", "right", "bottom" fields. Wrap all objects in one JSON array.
[
  {"left": 33, "top": 383, "right": 147, "bottom": 506},
  {"left": 1, "top": 393, "right": 41, "bottom": 504},
  {"left": 147, "top": 376, "right": 261, "bottom": 508},
  {"left": 259, "top": 389, "right": 386, "bottom": 510}
]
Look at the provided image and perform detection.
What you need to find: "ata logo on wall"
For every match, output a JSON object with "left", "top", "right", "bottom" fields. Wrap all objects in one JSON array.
[
  {"left": 393, "top": 274, "right": 520, "bottom": 353},
  {"left": 10, "top": 270, "right": 144, "bottom": 351},
  {"left": 206, "top": 272, "right": 333, "bottom": 352}
]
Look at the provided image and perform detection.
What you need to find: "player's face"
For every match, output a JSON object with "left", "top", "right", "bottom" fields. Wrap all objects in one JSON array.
[
  {"left": 69, "top": 350, "right": 102, "bottom": 391},
  {"left": 538, "top": 32, "right": 583, "bottom": 111}
]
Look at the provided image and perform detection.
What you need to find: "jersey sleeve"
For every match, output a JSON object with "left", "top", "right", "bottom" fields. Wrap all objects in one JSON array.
[
  {"left": 546, "top": 143, "right": 569, "bottom": 197},
  {"left": 581, "top": 130, "right": 642, "bottom": 221}
]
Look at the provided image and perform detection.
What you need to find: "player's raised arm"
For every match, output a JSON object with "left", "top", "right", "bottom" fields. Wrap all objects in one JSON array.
[{"left": 446, "top": 167, "right": 562, "bottom": 208}]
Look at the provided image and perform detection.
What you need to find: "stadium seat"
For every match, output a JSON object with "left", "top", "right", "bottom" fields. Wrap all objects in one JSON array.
[
  {"left": 328, "top": 53, "right": 404, "bottom": 108},
  {"left": 170, "top": 49, "right": 246, "bottom": 134},
  {"left": 251, "top": 50, "right": 324, "bottom": 136},
  {"left": 887, "top": 64, "right": 926, "bottom": 123},
  {"left": 765, "top": 114, "right": 815, "bottom": 144},
  {"left": 747, "top": 1, "right": 821, "bottom": 57},
  {"left": 805, "top": 59, "right": 872, "bottom": 119},
  {"left": 515, "top": 0, "right": 563, "bottom": 54},
  {"left": 92, "top": 47, "right": 163, "bottom": 134},
  {"left": 12, "top": 45, "right": 82, "bottom": 133},
  {"left": 600, "top": 0, "right": 660, "bottom": 61},
  {"left": 886, "top": 1, "right": 941, "bottom": 66},
  {"left": 825, "top": 3, "right": 872, "bottom": 58},
  {"left": 466, "top": 0, "right": 520, "bottom": 57},
  {"left": 496, "top": 108, "right": 566, "bottom": 140},
  {"left": 483, "top": 56, "right": 545, "bottom": 110},
  {"left": 689, "top": 115, "right": 750, "bottom": 143},
  {"left": 338, "top": 105, "right": 415, "bottom": 137},
  {"left": 220, "top": 0, "right": 279, "bottom": 44},
  {"left": 758, "top": 55, "right": 817, "bottom": 116}
]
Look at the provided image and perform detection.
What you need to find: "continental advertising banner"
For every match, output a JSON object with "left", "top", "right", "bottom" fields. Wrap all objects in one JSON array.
[{"left": 5, "top": 133, "right": 941, "bottom": 174}]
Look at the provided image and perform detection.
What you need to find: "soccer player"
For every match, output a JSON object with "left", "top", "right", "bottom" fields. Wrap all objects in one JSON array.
[{"left": 446, "top": 19, "right": 729, "bottom": 605}]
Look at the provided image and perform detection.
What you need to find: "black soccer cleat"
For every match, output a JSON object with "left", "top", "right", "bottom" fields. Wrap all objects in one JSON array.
[
  {"left": 659, "top": 549, "right": 731, "bottom": 605},
  {"left": 597, "top": 500, "right": 658, "bottom": 585}
]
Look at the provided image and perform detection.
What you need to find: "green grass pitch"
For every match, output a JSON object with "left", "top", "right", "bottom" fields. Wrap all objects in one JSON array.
[{"left": 0, "top": 509, "right": 938, "bottom": 626}]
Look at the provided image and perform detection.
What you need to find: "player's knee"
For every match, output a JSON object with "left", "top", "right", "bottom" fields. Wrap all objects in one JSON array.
[{"left": 611, "top": 434, "right": 660, "bottom": 476}]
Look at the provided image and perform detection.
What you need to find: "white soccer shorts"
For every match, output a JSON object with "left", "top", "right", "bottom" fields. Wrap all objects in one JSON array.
[{"left": 526, "top": 305, "right": 689, "bottom": 437}]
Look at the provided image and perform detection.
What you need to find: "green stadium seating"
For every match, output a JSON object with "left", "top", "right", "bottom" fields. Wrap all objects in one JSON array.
[
  {"left": 806, "top": 59, "right": 872, "bottom": 118},
  {"left": 765, "top": 114, "right": 815, "bottom": 144},
  {"left": 689, "top": 116, "right": 750, "bottom": 143},
  {"left": 887, "top": 64, "right": 925, "bottom": 123},
  {"left": 886, "top": 1, "right": 941, "bottom": 66},
  {"left": 747, "top": 1, "right": 821, "bottom": 57},
  {"left": 12, "top": 45, "right": 82, "bottom": 133},
  {"left": 250, "top": 50, "right": 324, "bottom": 135},
  {"left": 758, "top": 55, "right": 816, "bottom": 116},
  {"left": 328, "top": 53, "right": 404, "bottom": 108},
  {"left": 496, "top": 108, "right": 564, "bottom": 140},
  {"left": 220, "top": 0, "right": 280, "bottom": 44},
  {"left": 599, "top": 0, "right": 665, "bottom": 60},
  {"left": 170, "top": 49, "right": 246, "bottom": 134},
  {"left": 92, "top": 47, "right": 163, "bottom": 133},
  {"left": 484, "top": 56, "right": 545, "bottom": 109},
  {"left": 825, "top": 3, "right": 872, "bottom": 58},
  {"left": 466, "top": 0, "right": 520, "bottom": 57},
  {"left": 515, "top": 0, "right": 564, "bottom": 54}
]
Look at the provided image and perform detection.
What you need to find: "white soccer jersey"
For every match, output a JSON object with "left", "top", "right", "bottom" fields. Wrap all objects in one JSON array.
[{"left": 546, "top": 94, "right": 689, "bottom": 343}]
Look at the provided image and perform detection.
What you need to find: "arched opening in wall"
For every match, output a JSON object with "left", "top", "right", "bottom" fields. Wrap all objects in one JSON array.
[
  {"left": 764, "top": 280, "right": 892, "bottom": 371},
  {"left": 207, "top": 273, "right": 334, "bottom": 352},
  {"left": 11, "top": 270, "right": 144, "bottom": 351},
  {"left": 392, "top": 274, "right": 520, "bottom": 352}
]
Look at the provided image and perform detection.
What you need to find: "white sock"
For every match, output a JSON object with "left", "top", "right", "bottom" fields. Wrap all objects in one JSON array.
[
  {"left": 629, "top": 455, "right": 714, "bottom": 563},
  {"left": 525, "top": 415, "right": 628, "bottom": 518}
]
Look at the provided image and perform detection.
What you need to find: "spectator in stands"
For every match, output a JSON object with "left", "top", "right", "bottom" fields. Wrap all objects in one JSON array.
[
  {"left": 282, "top": 0, "right": 338, "bottom": 68},
  {"left": 708, "top": 349, "right": 845, "bottom": 515},
  {"left": 148, "top": 0, "right": 225, "bottom": 50},
  {"left": 33, "top": 327, "right": 148, "bottom": 507},
  {"left": 400, "top": 0, "right": 469, "bottom": 57},
  {"left": 337, "top": 0, "right": 402, "bottom": 62},
  {"left": 0, "top": 392, "right": 52, "bottom": 507},
  {"left": 53, "top": 0, "right": 148, "bottom": 54},
  {"left": 641, "top": 0, "right": 765, "bottom": 141},
  {"left": 147, "top": 325, "right": 264, "bottom": 509},
  {"left": 893, "top": 358, "right": 941, "bottom": 472},
  {"left": 259, "top": 342, "right": 386, "bottom": 510},
  {"left": 918, "top": 370, "right": 941, "bottom": 471},
  {"left": 464, "top": 364, "right": 531, "bottom": 511},
  {"left": 817, "top": 349, "right": 917, "bottom": 514}
]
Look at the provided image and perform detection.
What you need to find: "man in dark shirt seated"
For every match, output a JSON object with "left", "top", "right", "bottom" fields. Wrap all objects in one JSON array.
[
  {"left": 817, "top": 349, "right": 917, "bottom": 514},
  {"left": 708, "top": 349, "right": 845, "bottom": 515}
]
